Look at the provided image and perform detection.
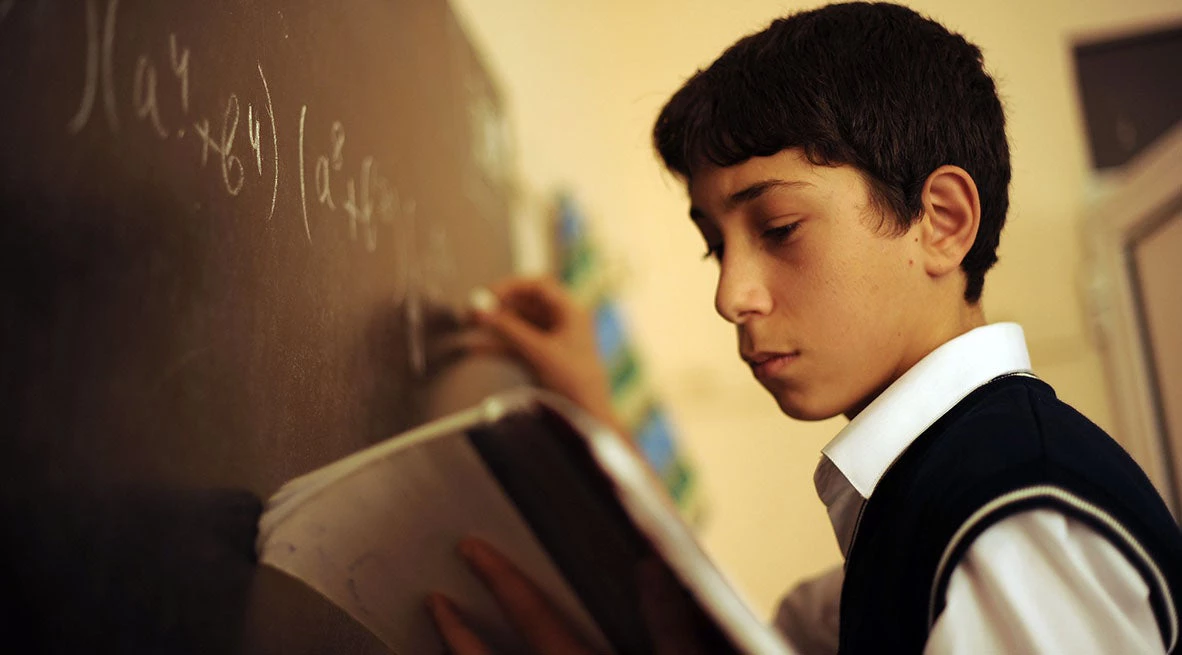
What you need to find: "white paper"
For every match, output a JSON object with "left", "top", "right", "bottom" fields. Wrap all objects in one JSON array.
[{"left": 257, "top": 403, "right": 612, "bottom": 654}]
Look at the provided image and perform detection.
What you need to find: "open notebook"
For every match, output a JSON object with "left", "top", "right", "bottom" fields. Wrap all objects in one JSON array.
[{"left": 257, "top": 388, "right": 795, "bottom": 654}]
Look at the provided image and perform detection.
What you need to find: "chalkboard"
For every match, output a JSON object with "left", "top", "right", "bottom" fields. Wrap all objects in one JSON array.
[{"left": 0, "top": 1, "right": 524, "bottom": 651}]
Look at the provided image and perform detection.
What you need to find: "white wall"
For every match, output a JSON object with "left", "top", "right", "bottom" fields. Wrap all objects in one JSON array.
[{"left": 449, "top": 0, "right": 1182, "bottom": 616}]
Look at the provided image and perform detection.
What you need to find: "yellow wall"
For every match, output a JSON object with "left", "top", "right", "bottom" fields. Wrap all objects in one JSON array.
[{"left": 450, "top": 0, "right": 1182, "bottom": 616}]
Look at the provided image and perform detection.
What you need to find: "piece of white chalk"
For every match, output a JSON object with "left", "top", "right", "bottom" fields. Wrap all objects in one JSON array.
[{"left": 468, "top": 287, "right": 500, "bottom": 314}]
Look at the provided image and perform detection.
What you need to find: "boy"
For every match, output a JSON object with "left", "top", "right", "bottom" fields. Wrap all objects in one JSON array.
[{"left": 430, "top": 2, "right": 1182, "bottom": 653}]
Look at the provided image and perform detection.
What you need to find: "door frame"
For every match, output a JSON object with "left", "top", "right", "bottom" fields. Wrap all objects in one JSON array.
[{"left": 1084, "top": 123, "right": 1182, "bottom": 518}]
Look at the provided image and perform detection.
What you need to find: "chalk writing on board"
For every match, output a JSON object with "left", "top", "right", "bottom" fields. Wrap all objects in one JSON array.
[
  {"left": 68, "top": 0, "right": 120, "bottom": 133},
  {"left": 257, "top": 64, "right": 279, "bottom": 222},
  {"left": 64, "top": 1, "right": 416, "bottom": 255},
  {"left": 168, "top": 34, "right": 189, "bottom": 114},
  {"left": 100, "top": 0, "right": 119, "bottom": 131},
  {"left": 196, "top": 94, "right": 246, "bottom": 196},
  {"left": 422, "top": 224, "right": 458, "bottom": 300},
  {"left": 313, "top": 123, "right": 340, "bottom": 210},
  {"left": 247, "top": 107, "right": 264, "bottom": 177},
  {"left": 133, "top": 55, "right": 168, "bottom": 139},
  {"left": 66, "top": 0, "right": 100, "bottom": 134},
  {"left": 298, "top": 109, "right": 417, "bottom": 253},
  {"left": 298, "top": 104, "right": 310, "bottom": 240},
  {"left": 463, "top": 69, "right": 512, "bottom": 219}
]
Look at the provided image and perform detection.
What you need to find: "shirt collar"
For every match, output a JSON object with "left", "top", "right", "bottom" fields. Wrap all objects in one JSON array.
[{"left": 820, "top": 322, "right": 1033, "bottom": 501}]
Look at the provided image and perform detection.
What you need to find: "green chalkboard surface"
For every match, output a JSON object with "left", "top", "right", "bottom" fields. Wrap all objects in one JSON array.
[{"left": 0, "top": 1, "right": 522, "bottom": 651}]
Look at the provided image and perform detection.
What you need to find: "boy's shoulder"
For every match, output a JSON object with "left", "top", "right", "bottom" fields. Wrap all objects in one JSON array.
[
  {"left": 840, "top": 373, "right": 1182, "bottom": 653},
  {"left": 894, "top": 373, "right": 1162, "bottom": 518}
]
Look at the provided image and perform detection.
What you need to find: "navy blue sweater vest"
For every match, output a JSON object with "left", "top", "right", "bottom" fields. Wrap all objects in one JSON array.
[{"left": 838, "top": 375, "right": 1182, "bottom": 654}]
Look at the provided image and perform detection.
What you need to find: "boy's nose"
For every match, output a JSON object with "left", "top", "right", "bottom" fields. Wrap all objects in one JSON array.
[{"left": 714, "top": 257, "right": 773, "bottom": 324}]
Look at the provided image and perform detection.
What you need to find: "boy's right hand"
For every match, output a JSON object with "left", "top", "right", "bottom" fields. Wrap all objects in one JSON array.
[
  {"left": 471, "top": 276, "right": 621, "bottom": 436},
  {"left": 430, "top": 538, "right": 711, "bottom": 655}
]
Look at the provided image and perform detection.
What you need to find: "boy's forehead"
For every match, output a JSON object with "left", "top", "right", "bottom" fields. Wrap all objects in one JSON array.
[{"left": 687, "top": 149, "right": 820, "bottom": 216}]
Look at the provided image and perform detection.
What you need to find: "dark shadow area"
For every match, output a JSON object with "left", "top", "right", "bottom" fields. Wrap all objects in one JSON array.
[{"left": 0, "top": 487, "right": 261, "bottom": 654}]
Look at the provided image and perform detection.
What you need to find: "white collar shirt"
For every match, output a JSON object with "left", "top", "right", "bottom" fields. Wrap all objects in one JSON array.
[
  {"left": 817, "top": 322, "right": 1033, "bottom": 556},
  {"left": 775, "top": 323, "right": 1166, "bottom": 654}
]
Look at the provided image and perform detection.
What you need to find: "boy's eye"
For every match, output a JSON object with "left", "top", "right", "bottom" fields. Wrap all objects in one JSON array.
[{"left": 763, "top": 222, "right": 799, "bottom": 243}]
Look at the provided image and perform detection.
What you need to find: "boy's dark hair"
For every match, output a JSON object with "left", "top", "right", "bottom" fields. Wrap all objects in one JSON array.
[{"left": 653, "top": 2, "right": 1009, "bottom": 302}]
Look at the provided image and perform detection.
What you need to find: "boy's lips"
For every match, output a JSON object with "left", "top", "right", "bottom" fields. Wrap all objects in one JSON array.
[{"left": 743, "top": 350, "right": 801, "bottom": 379}]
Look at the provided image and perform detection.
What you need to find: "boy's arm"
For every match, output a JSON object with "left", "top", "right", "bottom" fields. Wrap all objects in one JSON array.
[{"left": 925, "top": 508, "right": 1166, "bottom": 654}]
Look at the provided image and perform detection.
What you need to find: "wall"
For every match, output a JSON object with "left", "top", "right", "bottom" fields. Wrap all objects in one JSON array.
[{"left": 449, "top": 0, "right": 1182, "bottom": 616}]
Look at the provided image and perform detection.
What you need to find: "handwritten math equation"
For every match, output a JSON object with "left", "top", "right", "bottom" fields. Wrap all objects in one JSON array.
[{"left": 65, "top": 0, "right": 416, "bottom": 254}]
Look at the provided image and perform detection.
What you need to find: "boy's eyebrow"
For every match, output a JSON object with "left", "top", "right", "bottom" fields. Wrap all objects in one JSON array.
[{"left": 688, "top": 178, "right": 813, "bottom": 221}]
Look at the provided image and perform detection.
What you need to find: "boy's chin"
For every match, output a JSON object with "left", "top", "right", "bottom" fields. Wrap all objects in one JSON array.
[{"left": 769, "top": 389, "right": 846, "bottom": 422}]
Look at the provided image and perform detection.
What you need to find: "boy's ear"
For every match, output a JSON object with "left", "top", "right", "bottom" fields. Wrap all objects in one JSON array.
[{"left": 918, "top": 165, "right": 980, "bottom": 278}]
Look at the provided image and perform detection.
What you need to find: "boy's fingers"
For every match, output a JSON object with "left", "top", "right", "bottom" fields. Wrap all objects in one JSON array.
[
  {"left": 491, "top": 278, "right": 574, "bottom": 326},
  {"left": 474, "top": 305, "right": 551, "bottom": 364},
  {"left": 427, "top": 593, "right": 493, "bottom": 655},
  {"left": 489, "top": 275, "right": 567, "bottom": 306},
  {"left": 458, "top": 332, "right": 513, "bottom": 359},
  {"left": 459, "top": 538, "right": 595, "bottom": 655}
]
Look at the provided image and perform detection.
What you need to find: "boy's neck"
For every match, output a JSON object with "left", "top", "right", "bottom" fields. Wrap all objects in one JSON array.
[
  {"left": 907, "top": 300, "right": 988, "bottom": 381},
  {"left": 844, "top": 302, "right": 988, "bottom": 421}
]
